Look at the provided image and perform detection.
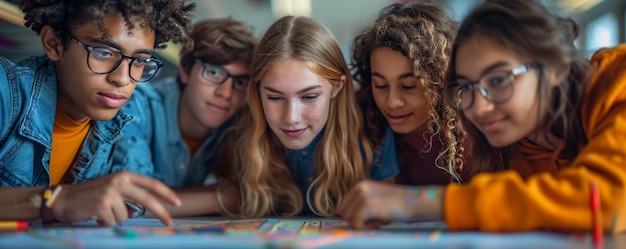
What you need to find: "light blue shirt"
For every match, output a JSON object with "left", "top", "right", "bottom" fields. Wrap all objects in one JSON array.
[
  {"left": 0, "top": 56, "right": 152, "bottom": 187},
  {"left": 285, "top": 126, "right": 400, "bottom": 214},
  {"left": 120, "top": 79, "right": 236, "bottom": 187}
]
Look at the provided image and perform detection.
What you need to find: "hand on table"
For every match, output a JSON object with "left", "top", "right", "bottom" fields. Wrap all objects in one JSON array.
[
  {"left": 337, "top": 180, "right": 445, "bottom": 229},
  {"left": 52, "top": 171, "right": 180, "bottom": 226}
]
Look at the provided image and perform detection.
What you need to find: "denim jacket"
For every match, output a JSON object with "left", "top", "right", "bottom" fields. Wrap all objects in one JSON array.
[
  {"left": 123, "top": 79, "right": 235, "bottom": 188},
  {"left": 286, "top": 126, "right": 400, "bottom": 214},
  {"left": 0, "top": 56, "right": 152, "bottom": 187}
]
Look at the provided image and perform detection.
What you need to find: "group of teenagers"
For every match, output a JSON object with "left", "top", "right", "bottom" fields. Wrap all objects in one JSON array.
[{"left": 2, "top": 0, "right": 626, "bottom": 234}]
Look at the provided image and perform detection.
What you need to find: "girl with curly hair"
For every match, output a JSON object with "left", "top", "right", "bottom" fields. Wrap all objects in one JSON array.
[
  {"left": 0, "top": 0, "right": 194, "bottom": 226},
  {"left": 218, "top": 15, "right": 400, "bottom": 218},
  {"left": 340, "top": 0, "right": 626, "bottom": 233},
  {"left": 351, "top": 0, "right": 471, "bottom": 186}
]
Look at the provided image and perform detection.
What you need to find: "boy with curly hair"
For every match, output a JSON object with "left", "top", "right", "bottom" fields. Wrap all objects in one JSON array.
[{"left": 0, "top": 0, "right": 194, "bottom": 226}]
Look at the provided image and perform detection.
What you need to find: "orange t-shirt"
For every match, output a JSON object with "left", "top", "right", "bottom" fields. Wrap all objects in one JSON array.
[
  {"left": 182, "top": 134, "right": 202, "bottom": 158},
  {"left": 445, "top": 44, "right": 626, "bottom": 233},
  {"left": 49, "top": 107, "right": 91, "bottom": 185}
]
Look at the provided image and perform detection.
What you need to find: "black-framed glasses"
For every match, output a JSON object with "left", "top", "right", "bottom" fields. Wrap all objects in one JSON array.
[
  {"left": 68, "top": 33, "right": 163, "bottom": 82},
  {"left": 444, "top": 63, "right": 539, "bottom": 111},
  {"left": 196, "top": 59, "right": 249, "bottom": 92}
]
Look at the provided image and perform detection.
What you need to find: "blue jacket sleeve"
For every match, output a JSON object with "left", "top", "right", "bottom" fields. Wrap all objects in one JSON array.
[{"left": 369, "top": 126, "right": 400, "bottom": 180}]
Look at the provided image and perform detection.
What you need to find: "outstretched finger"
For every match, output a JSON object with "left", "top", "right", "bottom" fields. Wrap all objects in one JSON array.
[
  {"left": 116, "top": 176, "right": 176, "bottom": 226},
  {"left": 339, "top": 181, "right": 370, "bottom": 214},
  {"left": 97, "top": 209, "right": 117, "bottom": 227},
  {"left": 111, "top": 197, "right": 130, "bottom": 223},
  {"left": 341, "top": 196, "right": 370, "bottom": 230},
  {"left": 123, "top": 190, "right": 173, "bottom": 226},
  {"left": 125, "top": 173, "right": 181, "bottom": 208},
  {"left": 349, "top": 205, "right": 371, "bottom": 230}
]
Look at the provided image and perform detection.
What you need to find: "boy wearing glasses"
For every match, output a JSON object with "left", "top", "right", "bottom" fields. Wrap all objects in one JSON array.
[
  {"left": 0, "top": 0, "right": 194, "bottom": 226},
  {"left": 123, "top": 18, "right": 257, "bottom": 188}
]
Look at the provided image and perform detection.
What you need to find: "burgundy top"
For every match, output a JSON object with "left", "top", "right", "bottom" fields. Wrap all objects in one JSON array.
[{"left": 395, "top": 125, "right": 473, "bottom": 186}]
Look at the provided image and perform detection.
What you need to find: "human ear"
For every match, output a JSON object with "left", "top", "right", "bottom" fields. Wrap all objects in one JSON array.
[
  {"left": 178, "top": 65, "right": 190, "bottom": 85},
  {"left": 331, "top": 75, "right": 346, "bottom": 98},
  {"left": 40, "top": 26, "right": 63, "bottom": 61}
]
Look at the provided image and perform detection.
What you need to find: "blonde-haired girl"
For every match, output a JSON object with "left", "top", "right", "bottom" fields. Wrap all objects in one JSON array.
[{"left": 221, "top": 15, "right": 400, "bottom": 217}]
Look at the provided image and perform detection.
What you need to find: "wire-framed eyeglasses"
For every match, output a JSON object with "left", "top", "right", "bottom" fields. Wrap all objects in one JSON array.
[
  {"left": 444, "top": 63, "right": 539, "bottom": 111},
  {"left": 68, "top": 33, "right": 163, "bottom": 82}
]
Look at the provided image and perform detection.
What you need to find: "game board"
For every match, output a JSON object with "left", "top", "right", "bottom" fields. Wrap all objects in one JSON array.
[{"left": 0, "top": 218, "right": 596, "bottom": 249}]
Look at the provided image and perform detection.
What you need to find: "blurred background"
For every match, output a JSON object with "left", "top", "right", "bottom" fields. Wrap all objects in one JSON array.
[{"left": 0, "top": 0, "right": 624, "bottom": 81}]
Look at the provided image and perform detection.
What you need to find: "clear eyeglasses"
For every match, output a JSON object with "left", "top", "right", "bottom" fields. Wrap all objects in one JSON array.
[
  {"left": 196, "top": 59, "right": 249, "bottom": 92},
  {"left": 444, "top": 63, "right": 538, "bottom": 111},
  {"left": 68, "top": 33, "right": 163, "bottom": 82}
]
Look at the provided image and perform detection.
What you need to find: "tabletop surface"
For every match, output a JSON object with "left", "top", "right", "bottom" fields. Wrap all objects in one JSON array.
[{"left": 0, "top": 217, "right": 608, "bottom": 249}]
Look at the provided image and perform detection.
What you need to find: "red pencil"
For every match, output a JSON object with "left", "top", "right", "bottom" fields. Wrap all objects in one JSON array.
[
  {"left": 590, "top": 181, "right": 603, "bottom": 249},
  {"left": 0, "top": 221, "right": 28, "bottom": 231}
]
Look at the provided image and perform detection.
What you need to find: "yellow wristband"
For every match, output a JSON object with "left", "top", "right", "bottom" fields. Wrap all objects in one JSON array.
[{"left": 41, "top": 185, "right": 62, "bottom": 224}]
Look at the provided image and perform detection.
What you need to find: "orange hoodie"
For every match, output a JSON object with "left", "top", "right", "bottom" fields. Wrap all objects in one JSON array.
[{"left": 445, "top": 44, "right": 626, "bottom": 233}]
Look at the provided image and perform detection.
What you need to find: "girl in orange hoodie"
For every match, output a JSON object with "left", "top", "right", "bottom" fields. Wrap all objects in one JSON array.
[{"left": 339, "top": 0, "right": 626, "bottom": 233}]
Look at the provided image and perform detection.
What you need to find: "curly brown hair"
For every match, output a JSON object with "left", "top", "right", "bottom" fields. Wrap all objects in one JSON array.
[
  {"left": 16, "top": 0, "right": 195, "bottom": 50},
  {"left": 351, "top": 0, "right": 466, "bottom": 180}
]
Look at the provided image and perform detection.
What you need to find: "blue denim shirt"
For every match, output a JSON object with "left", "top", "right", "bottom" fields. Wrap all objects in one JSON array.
[
  {"left": 0, "top": 56, "right": 152, "bottom": 187},
  {"left": 123, "top": 79, "right": 235, "bottom": 187},
  {"left": 285, "top": 126, "right": 400, "bottom": 214}
]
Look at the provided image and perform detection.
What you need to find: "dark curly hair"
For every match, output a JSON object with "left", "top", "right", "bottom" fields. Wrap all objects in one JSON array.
[
  {"left": 16, "top": 0, "right": 195, "bottom": 50},
  {"left": 351, "top": 0, "right": 466, "bottom": 181},
  {"left": 177, "top": 17, "right": 258, "bottom": 89},
  {"left": 449, "top": 0, "right": 591, "bottom": 174}
]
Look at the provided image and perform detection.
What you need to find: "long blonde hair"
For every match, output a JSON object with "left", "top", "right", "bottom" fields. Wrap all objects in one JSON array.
[{"left": 225, "top": 16, "right": 373, "bottom": 217}]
